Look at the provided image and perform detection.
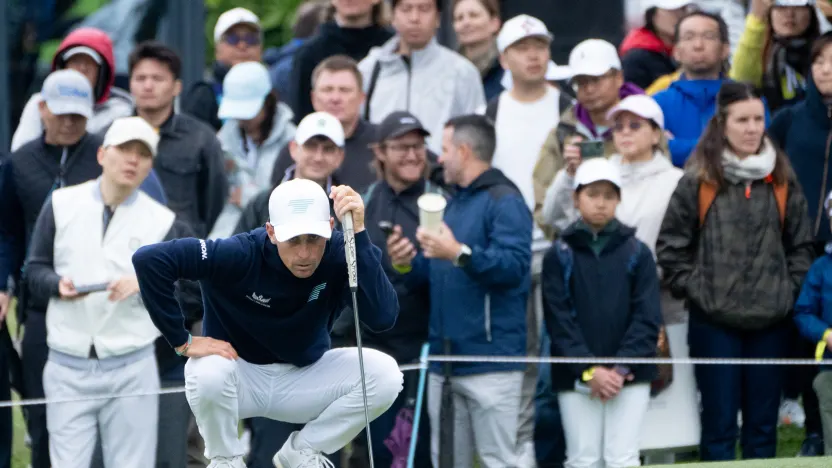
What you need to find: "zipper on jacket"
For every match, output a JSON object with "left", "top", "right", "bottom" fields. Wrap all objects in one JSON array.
[
  {"left": 484, "top": 293, "right": 492, "bottom": 342},
  {"left": 403, "top": 56, "right": 412, "bottom": 111},
  {"left": 815, "top": 106, "right": 832, "bottom": 236}
]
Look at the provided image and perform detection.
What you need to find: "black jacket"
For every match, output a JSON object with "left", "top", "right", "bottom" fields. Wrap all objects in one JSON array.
[
  {"left": 180, "top": 62, "right": 227, "bottom": 131},
  {"left": 288, "top": 22, "right": 393, "bottom": 124},
  {"left": 543, "top": 220, "right": 662, "bottom": 392},
  {"left": 151, "top": 112, "right": 228, "bottom": 238}
]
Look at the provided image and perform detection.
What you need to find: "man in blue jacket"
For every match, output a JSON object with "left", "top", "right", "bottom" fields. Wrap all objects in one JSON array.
[
  {"left": 132, "top": 178, "right": 403, "bottom": 468},
  {"left": 387, "top": 114, "right": 533, "bottom": 468}
]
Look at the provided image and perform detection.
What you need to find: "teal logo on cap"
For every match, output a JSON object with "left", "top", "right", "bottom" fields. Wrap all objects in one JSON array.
[
  {"left": 57, "top": 85, "right": 89, "bottom": 99},
  {"left": 288, "top": 198, "right": 314, "bottom": 214}
]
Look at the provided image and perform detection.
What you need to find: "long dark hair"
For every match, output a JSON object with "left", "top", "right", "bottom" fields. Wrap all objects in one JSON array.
[
  {"left": 686, "top": 82, "right": 791, "bottom": 187},
  {"left": 239, "top": 91, "right": 278, "bottom": 146}
]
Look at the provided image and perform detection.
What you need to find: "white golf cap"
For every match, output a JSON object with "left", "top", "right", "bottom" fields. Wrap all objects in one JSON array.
[
  {"left": 103, "top": 116, "right": 160, "bottom": 158},
  {"left": 62, "top": 45, "right": 103, "bottom": 65},
  {"left": 214, "top": 7, "right": 261, "bottom": 42},
  {"left": 773, "top": 0, "right": 815, "bottom": 6},
  {"left": 566, "top": 39, "right": 622, "bottom": 79},
  {"left": 606, "top": 95, "right": 665, "bottom": 130},
  {"left": 268, "top": 178, "right": 333, "bottom": 242},
  {"left": 218, "top": 61, "right": 272, "bottom": 120},
  {"left": 496, "top": 14, "right": 553, "bottom": 53},
  {"left": 574, "top": 158, "right": 622, "bottom": 191},
  {"left": 644, "top": 0, "right": 694, "bottom": 10},
  {"left": 41, "top": 69, "right": 94, "bottom": 118},
  {"left": 295, "top": 112, "right": 345, "bottom": 147}
]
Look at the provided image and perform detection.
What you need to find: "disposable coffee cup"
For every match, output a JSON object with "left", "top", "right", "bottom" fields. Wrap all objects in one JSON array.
[{"left": 417, "top": 193, "right": 447, "bottom": 233}]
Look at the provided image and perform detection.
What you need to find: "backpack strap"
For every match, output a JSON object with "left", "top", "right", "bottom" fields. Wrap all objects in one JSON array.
[
  {"left": 363, "top": 61, "right": 382, "bottom": 121},
  {"left": 484, "top": 95, "right": 500, "bottom": 122},
  {"left": 362, "top": 181, "right": 380, "bottom": 206},
  {"left": 698, "top": 181, "right": 718, "bottom": 227},
  {"left": 557, "top": 90, "right": 575, "bottom": 115}
]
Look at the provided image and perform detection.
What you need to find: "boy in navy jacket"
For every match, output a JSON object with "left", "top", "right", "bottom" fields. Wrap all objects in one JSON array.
[
  {"left": 132, "top": 177, "right": 402, "bottom": 468},
  {"left": 541, "top": 158, "right": 661, "bottom": 468}
]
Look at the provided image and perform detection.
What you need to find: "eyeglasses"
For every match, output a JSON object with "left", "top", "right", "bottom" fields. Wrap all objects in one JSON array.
[
  {"left": 613, "top": 121, "right": 645, "bottom": 133},
  {"left": 385, "top": 142, "right": 426, "bottom": 155},
  {"left": 224, "top": 32, "right": 261, "bottom": 47}
]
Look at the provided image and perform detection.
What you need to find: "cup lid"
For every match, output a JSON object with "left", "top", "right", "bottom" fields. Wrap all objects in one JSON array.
[{"left": 417, "top": 193, "right": 447, "bottom": 212}]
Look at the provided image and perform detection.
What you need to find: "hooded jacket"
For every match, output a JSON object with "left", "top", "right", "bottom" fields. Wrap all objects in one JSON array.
[
  {"left": 11, "top": 28, "right": 134, "bottom": 151},
  {"left": 532, "top": 83, "right": 646, "bottom": 232},
  {"left": 794, "top": 252, "right": 832, "bottom": 369},
  {"left": 358, "top": 36, "right": 486, "bottom": 154},
  {"left": 769, "top": 76, "right": 832, "bottom": 241},
  {"left": 542, "top": 220, "right": 661, "bottom": 392},
  {"left": 209, "top": 102, "right": 297, "bottom": 239},
  {"left": 620, "top": 27, "right": 677, "bottom": 90},
  {"left": 406, "top": 168, "right": 532, "bottom": 376},
  {"left": 653, "top": 76, "right": 771, "bottom": 167}
]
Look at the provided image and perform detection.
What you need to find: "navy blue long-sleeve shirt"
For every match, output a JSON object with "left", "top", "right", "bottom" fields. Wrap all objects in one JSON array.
[{"left": 132, "top": 227, "right": 399, "bottom": 366}]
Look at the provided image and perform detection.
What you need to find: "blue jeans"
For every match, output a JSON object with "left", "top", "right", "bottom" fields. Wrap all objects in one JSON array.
[
  {"left": 688, "top": 313, "right": 788, "bottom": 461},
  {"left": 534, "top": 332, "right": 565, "bottom": 468}
]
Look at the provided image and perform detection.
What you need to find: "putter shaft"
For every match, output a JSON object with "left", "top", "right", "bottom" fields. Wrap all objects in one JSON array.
[{"left": 352, "top": 290, "right": 375, "bottom": 468}]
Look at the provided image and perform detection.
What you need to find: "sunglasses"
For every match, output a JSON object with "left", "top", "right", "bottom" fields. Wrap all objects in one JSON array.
[
  {"left": 224, "top": 32, "right": 261, "bottom": 47},
  {"left": 613, "top": 121, "right": 645, "bottom": 133}
]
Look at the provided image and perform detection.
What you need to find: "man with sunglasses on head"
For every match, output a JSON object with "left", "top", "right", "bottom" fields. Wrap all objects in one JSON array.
[{"left": 182, "top": 7, "right": 265, "bottom": 131}]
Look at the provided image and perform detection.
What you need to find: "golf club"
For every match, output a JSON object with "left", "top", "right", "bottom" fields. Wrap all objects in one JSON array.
[{"left": 342, "top": 211, "right": 376, "bottom": 468}]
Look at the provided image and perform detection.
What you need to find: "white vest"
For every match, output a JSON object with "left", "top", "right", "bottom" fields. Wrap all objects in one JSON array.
[{"left": 47, "top": 180, "right": 176, "bottom": 359}]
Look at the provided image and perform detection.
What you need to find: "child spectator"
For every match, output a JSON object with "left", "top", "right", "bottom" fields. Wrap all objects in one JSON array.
[{"left": 541, "top": 158, "right": 662, "bottom": 468}]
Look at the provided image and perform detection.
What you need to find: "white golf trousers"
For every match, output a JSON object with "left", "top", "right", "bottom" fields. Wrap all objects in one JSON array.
[{"left": 184, "top": 347, "right": 403, "bottom": 459}]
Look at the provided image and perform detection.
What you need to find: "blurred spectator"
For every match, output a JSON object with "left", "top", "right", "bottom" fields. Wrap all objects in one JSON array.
[
  {"left": 542, "top": 158, "right": 661, "bottom": 468},
  {"left": 532, "top": 39, "right": 645, "bottom": 235},
  {"left": 769, "top": 30, "right": 832, "bottom": 457},
  {"left": 731, "top": 0, "right": 823, "bottom": 113},
  {"left": 453, "top": 0, "right": 504, "bottom": 100},
  {"left": 182, "top": 8, "right": 263, "bottom": 131},
  {"left": 620, "top": 0, "right": 695, "bottom": 90},
  {"left": 24, "top": 117, "right": 189, "bottom": 468},
  {"left": 359, "top": 0, "right": 486, "bottom": 154},
  {"left": 0, "top": 70, "right": 166, "bottom": 468},
  {"left": 289, "top": 0, "right": 393, "bottom": 124},
  {"left": 230, "top": 111, "right": 346, "bottom": 468},
  {"left": 129, "top": 41, "right": 228, "bottom": 239},
  {"left": 657, "top": 82, "right": 814, "bottom": 461},
  {"left": 209, "top": 62, "right": 296, "bottom": 240},
  {"left": 387, "top": 115, "right": 532, "bottom": 468},
  {"left": 11, "top": 27, "right": 134, "bottom": 151},
  {"left": 267, "top": 0, "right": 327, "bottom": 101},
  {"left": 650, "top": 11, "right": 737, "bottom": 167},
  {"left": 273, "top": 55, "right": 379, "bottom": 193},
  {"left": 794, "top": 189, "right": 832, "bottom": 456}
]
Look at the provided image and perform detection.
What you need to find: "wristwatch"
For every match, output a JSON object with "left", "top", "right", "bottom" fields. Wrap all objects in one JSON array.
[{"left": 453, "top": 244, "right": 472, "bottom": 267}]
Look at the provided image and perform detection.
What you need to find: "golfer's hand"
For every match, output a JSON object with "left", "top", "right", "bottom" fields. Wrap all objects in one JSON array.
[
  {"left": 416, "top": 223, "right": 462, "bottom": 261},
  {"left": 330, "top": 185, "right": 365, "bottom": 233},
  {"left": 387, "top": 225, "right": 417, "bottom": 267},
  {"left": 178, "top": 336, "right": 238, "bottom": 360},
  {"left": 107, "top": 275, "right": 139, "bottom": 302}
]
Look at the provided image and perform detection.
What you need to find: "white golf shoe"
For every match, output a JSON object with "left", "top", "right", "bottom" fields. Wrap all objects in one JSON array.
[
  {"left": 273, "top": 432, "right": 335, "bottom": 468},
  {"left": 207, "top": 456, "right": 246, "bottom": 468}
]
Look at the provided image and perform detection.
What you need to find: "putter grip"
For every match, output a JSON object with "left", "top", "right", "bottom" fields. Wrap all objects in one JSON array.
[{"left": 343, "top": 211, "right": 358, "bottom": 290}]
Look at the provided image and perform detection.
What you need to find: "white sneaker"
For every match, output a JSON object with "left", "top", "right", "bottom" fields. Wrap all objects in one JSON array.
[
  {"left": 779, "top": 399, "right": 806, "bottom": 428},
  {"left": 273, "top": 432, "right": 335, "bottom": 468},
  {"left": 207, "top": 456, "right": 246, "bottom": 468}
]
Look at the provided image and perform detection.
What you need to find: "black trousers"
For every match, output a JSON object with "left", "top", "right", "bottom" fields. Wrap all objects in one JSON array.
[{"left": 21, "top": 312, "right": 49, "bottom": 468}]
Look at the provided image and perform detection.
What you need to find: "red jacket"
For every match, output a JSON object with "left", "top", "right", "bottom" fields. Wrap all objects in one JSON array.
[{"left": 51, "top": 28, "right": 116, "bottom": 105}]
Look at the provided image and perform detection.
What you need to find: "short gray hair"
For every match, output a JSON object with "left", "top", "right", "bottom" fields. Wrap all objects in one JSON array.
[{"left": 445, "top": 114, "right": 496, "bottom": 163}]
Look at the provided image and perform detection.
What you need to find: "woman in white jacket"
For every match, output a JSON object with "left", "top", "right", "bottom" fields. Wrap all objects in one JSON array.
[{"left": 542, "top": 94, "right": 682, "bottom": 255}]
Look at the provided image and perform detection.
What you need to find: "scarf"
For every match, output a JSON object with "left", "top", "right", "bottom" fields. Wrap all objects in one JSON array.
[
  {"left": 463, "top": 41, "right": 500, "bottom": 78},
  {"left": 764, "top": 35, "right": 812, "bottom": 109},
  {"left": 721, "top": 139, "right": 777, "bottom": 184}
]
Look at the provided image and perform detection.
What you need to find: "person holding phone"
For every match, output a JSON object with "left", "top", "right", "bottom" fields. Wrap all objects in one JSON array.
[{"left": 21, "top": 117, "right": 194, "bottom": 468}]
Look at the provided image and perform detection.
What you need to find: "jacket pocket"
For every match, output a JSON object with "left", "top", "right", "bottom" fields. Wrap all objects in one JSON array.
[{"left": 484, "top": 293, "right": 492, "bottom": 342}]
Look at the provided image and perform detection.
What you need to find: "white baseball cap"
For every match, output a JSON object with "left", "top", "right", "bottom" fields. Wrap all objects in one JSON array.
[
  {"left": 295, "top": 112, "right": 345, "bottom": 147},
  {"left": 574, "top": 158, "right": 622, "bottom": 191},
  {"left": 62, "top": 45, "right": 103, "bottom": 65},
  {"left": 644, "top": 0, "right": 694, "bottom": 10},
  {"left": 606, "top": 95, "right": 665, "bottom": 130},
  {"left": 214, "top": 7, "right": 261, "bottom": 43},
  {"left": 103, "top": 116, "right": 160, "bottom": 158},
  {"left": 41, "top": 69, "right": 94, "bottom": 118},
  {"left": 566, "top": 39, "right": 622, "bottom": 79},
  {"left": 218, "top": 62, "right": 272, "bottom": 120},
  {"left": 774, "top": 0, "right": 815, "bottom": 6},
  {"left": 268, "top": 178, "right": 333, "bottom": 242},
  {"left": 496, "top": 14, "right": 553, "bottom": 54}
]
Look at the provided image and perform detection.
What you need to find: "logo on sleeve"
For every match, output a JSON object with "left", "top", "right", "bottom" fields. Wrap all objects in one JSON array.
[
  {"left": 199, "top": 239, "right": 208, "bottom": 260},
  {"left": 307, "top": 283, "right": 327, "bottom": 302},
  {"left": 247, "top": 293, "right": 272, "bottom": 308}
]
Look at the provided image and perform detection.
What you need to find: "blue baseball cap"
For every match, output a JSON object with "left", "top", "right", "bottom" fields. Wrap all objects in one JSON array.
[{"left": 218, "top": 61, "right": 272, "bottom": 120}]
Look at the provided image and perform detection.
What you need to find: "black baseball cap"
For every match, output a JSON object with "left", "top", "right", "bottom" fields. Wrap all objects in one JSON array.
[{"left": 376, "top": 111, "right": 430, "bottom": 143}]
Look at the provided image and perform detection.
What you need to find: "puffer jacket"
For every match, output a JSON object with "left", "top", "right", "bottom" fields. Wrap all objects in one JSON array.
[{"left": 656, "top": 169, "right": 814, "bottom": 329}]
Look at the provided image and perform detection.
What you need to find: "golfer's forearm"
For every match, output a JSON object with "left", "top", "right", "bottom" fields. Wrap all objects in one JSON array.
[{"left": 354, "top": 230, "right": 399, "bottom": 332}]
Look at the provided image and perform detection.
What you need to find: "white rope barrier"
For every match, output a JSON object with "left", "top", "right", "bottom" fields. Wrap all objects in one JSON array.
[{"left": 0, "top": 354, "right": 826, "bottom": 408}]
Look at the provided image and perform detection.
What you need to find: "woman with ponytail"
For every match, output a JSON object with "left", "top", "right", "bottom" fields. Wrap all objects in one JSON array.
[{"left": 656, "top": 81, "right": 814, "bottom": 461}]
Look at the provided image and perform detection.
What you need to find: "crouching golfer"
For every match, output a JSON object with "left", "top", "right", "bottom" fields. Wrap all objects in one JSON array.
[{"left": 132, "top": 178, "right": 403, "bottom": 468}]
